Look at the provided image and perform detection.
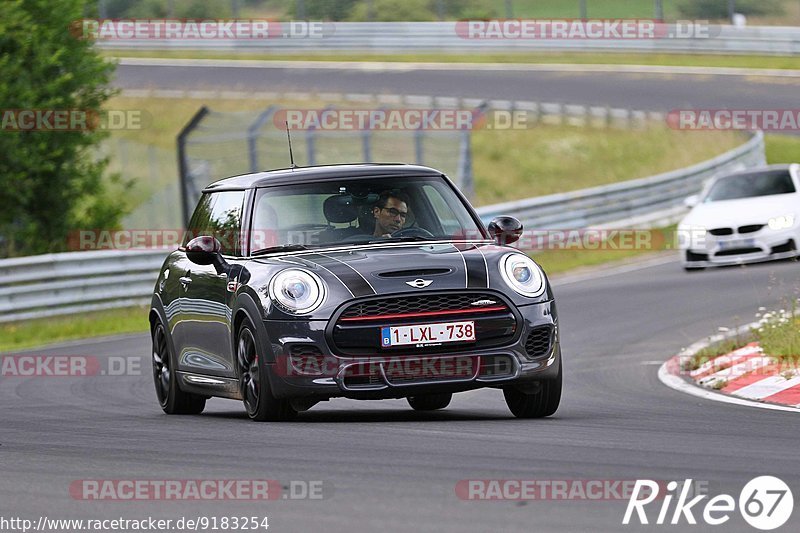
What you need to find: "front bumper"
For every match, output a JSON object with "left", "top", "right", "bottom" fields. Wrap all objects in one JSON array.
[
  {"left": 263, "top": 300, "right": 560, "bottom": 400},
  {"left": 681, "top": 228, "right": 798, "bottom": 268}
]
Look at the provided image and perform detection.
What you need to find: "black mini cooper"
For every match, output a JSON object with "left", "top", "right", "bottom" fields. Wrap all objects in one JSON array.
[{"left": 149, "top": 164, "right": 561, "bottom": 421}]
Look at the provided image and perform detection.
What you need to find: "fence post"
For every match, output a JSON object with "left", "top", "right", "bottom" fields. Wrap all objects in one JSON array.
[
  {"left": 459, "top": 102, "right": 485, "bottom": 201},
  {"left": 247, "top": 106, "right": 276, "bottom": 172},
  {"left": 177, "top": 106, "right": 209, "bottom": 227}
]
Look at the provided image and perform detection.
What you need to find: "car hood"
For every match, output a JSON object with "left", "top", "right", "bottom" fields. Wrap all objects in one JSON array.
[
  {"left": 248, "top": 241, "right": 550, "bottom": 318},
  {"left": 256, "top": 241, "right": 498, "bottom": 295},
  {"left": 681, "top": 194, "right": 799, "bottom": 228}
]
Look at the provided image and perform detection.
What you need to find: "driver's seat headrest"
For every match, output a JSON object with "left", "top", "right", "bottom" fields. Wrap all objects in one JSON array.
[{"left": 323, "top": 195, "right": 358, "bottom": 224}]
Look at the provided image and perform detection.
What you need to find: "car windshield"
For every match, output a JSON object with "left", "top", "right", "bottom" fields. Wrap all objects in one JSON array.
[
  {"left": 250, "top": 175, "right": 485, "bottom": 254},
  {"left": 704, "top": 170, "right": 796, "bottom": 202}
]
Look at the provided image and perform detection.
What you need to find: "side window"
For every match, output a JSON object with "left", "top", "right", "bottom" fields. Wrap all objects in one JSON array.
[
  {"left": 185, "top": 191, "right": 245, "bottom": 256},
  {"left": 422, "top": 185, "right": 463, "bottom": 235}
]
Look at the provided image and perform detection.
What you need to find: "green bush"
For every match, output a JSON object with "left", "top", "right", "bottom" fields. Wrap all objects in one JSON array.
[{"left": 0, "top": 0, "right": 127, "bottom": 257}]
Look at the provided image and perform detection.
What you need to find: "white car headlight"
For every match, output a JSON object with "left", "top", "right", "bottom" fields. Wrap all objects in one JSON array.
[
  {"left": 499, "top": 253, "right": 546, "bottom": 298},
  {"left": 268, "top": 269, "right": 326, "bottom": 314},
  {"left": 768, "top": 215, "right": 795, "bottom": 231}
]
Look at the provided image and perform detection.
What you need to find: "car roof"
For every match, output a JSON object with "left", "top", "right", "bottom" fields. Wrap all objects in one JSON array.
[{"left": 203, "top": 163, "right": 446, "bottom": 191}]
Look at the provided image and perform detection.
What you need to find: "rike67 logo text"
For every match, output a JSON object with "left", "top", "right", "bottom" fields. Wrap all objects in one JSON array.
[{"left": 624, "top": 477, "right": 793, "bottom": 530}]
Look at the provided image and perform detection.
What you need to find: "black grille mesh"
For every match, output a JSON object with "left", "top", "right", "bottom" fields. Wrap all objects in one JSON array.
[
  {"left": 708, "top": 228, "right": 734, "bottom": 236},
  {"left": 738, "top": 224, "right": 764, "bottom": 234},
  {"left": 340, "top": 293, "right": 506, "bottom": 319},
  {"left": 525, "top": 326, "right": 553, "bottom": 359},
  {"left": 288, "top": 344, "right": 328, "bottom": 376}
]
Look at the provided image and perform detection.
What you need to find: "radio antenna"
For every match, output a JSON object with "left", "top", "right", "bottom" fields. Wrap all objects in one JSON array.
[{"left": 285, "top": 121, "right": 296, "bottom": 168}]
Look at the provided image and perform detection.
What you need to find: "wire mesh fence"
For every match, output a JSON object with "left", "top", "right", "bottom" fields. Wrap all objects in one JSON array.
[
  {"left": 179, "top": 103, "right": 471, "bottom": 225},
  {"left": 96, "top": 138, "right": 182, "bottom": 230}
]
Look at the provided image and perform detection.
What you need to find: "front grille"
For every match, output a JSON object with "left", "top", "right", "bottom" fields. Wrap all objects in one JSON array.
[
  {"left": 715, "top": 248, "right": 761, "bottom": 257},
  {"left": 340, "top": 355, "right": 486, "bottom": 389},
  {"left": 384, "top": 356, "right": 477, "bottom": 385},
  {"left": 738, "top": 224, "right": 764, "bottom": 234},
  {"left": 708, "top": 228, "right": 734, "bottom": 236},
  {"left": 525, "top": 325, "right": 554, "bottom": 359},
  {"left": 339, "top": 293, "right": 508, "bottom": 320},
  {"left": 331, "top": 292, "right": 517, "bottom": 356}
]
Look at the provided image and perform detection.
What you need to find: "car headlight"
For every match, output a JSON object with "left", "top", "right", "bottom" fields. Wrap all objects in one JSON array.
[
  {"left": 768, "top": 215, "right": 795, "bottom": 231},
  {"left": 499, "top": 253, "right": 546, "bottom": 298},
  {"left": 268, "top": 269, "right": 326, "bottom": 314}
]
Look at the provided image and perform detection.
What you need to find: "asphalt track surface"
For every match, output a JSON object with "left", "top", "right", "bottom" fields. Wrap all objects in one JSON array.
[
  {"left": 114, "top": 62, "right": 800, "bottom": 113},
  {"left": 3, "top": 258, "right": 800, "bottom": 532}
]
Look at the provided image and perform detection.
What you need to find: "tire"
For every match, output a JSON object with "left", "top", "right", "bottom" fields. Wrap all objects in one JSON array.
[
  {"left": 237, "top": 318, "right": 297, "bottom": 422},
  {"left": 503, "top": 365, "right": 561, "bottom": 418},
  {"left": 151, "top": 322, "right": 206, "bottom": 415},
  {"left": 407, "top": 393, "right": 452, "bottom": 411}
]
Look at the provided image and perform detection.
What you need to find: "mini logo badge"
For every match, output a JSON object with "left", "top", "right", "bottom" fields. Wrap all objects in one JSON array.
[
  {"left": 406, "top": 279, "right": 433, "bottom": 288},
  {"left": 470, "top": 299, "right": 497, "bottom": 306}
]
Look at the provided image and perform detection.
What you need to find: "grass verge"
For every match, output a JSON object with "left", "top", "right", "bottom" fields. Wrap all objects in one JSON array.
[
  {"left": 685, "top": 301, "right": 800, "bottom": 371},
  {"left": 103, "top": 50, "right": 800, "bottom": 71},
  {"left": 0, "top": 306, "right": 151, "bottom": 353},
  {"left": 764, "top": 134, "right": 800, "bottom": 164}
]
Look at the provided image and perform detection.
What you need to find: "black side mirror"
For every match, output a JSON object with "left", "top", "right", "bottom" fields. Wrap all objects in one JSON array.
[
  {"left": 487, "top": 216, "right": 523, "bottom": 245},
  {"left": 186, "top": 236, "right": 222, "bottom": 266}
]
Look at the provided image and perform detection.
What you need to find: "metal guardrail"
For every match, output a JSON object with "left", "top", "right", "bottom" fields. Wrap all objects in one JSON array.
[
  {"left": 0, "top": 250, "right": 166, "bottom": 323},
  {"left": 97, "top": 23, "right": 800, "bottom": 56},
  {"left": 0, "top": 131, "right": 765, "bottom": 323}
]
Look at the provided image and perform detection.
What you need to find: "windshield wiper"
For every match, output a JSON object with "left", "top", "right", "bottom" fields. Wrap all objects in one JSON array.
[{"left": 251, "top": 244, "right": 309, "bottom": 256}]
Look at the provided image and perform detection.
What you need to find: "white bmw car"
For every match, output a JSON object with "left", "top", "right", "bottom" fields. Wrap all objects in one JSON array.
[{"left": 678, "top": 164, "right": 800, "bottom": 270}]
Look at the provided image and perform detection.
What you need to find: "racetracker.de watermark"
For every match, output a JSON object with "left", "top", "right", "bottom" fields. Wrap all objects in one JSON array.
[
  {"left": 1, "top": 109, "right": 148, "bottom": 132},
  {"left": 455, "top": 19, "right": 715, "bottom": 40},
  {"left": 0, "top": 355, "right": 141, "bottom": 377},
  {"left": 455, "top": 479, "right": 709, "bottom": 501},
  {"left": 69, "top": 479, "right": 327, "bottom": 501},
  {"left": 276, "top": 354, "right": 492, "bottom": 379},
  {"left": 667, "top": 109, "right": 800, "bottom": 132},
  {"left": 72, "top": 19, "right": 332, "bottom": 40},
  {"left": 68, "top": 228, "right": 691, "bottom": 252},
  {"left": 275, "top": 108, "right": 479, "bottom": 131}
]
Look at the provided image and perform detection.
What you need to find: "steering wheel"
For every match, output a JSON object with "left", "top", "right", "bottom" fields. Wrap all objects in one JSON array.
[{"left": 391, "top": 227, "right": 435, "bottom": 239}]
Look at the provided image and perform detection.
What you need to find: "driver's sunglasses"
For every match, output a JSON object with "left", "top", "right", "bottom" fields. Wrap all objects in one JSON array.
[{"left": 382, "top": 207, "right": 408, "bottom": 219}]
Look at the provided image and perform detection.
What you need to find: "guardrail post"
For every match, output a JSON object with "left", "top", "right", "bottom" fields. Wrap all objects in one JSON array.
[{"left": 177, "top": 106, "right": 210, "bottom": 227}]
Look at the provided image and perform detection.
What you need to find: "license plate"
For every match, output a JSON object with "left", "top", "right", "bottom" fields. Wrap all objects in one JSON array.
[
  {"left": 381, "top": 321, "right": 476, "bottom": 348},
  {"left": 718, "top": 238, "right": 755, "bottom": 250}
]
